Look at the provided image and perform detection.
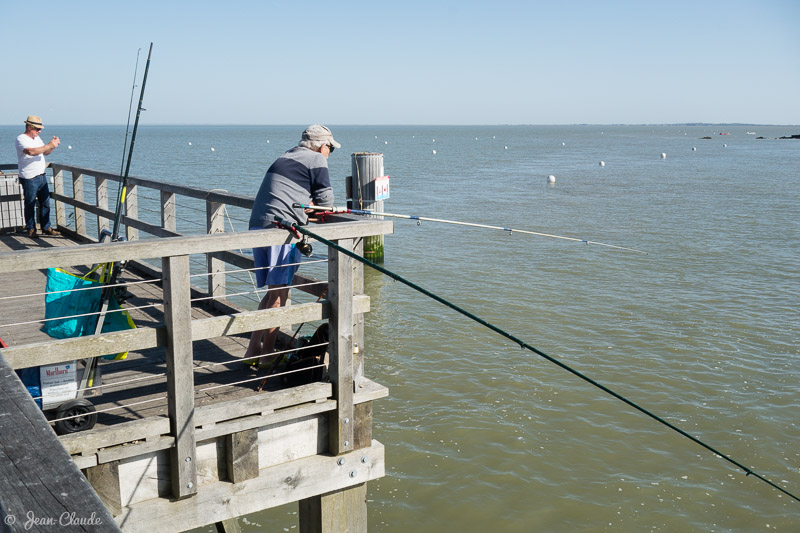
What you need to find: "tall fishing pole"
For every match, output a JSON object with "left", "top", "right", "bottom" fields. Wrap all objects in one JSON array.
[
  {"left": 111, "top": 42, "right": 153, "bottom": 242},
  {"left": 295, "top": 204, "right": 648, "bottom": 254},
  {"left": 276, "top": 216, "right": 798, "bottom": 504},
  {"left": 79, "top": 43, "right": 153, "bottom": 392},
  {"left": 118, "top": 47, "right": 142, "bottom": 179}
]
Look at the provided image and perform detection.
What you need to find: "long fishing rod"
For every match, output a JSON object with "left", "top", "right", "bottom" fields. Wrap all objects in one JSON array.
[
  {"left": 111, "top": 42, "right": 153, "bottom": 242},
  {"left": 118, "top": 47, "right": 142, "bottom": 179},
  {"left": 79, "top": 44, "right": 154, "bottom": 392},
  {"left": 276, "top": 216, "right": 798, "bottom": 504},
  {"left": 295, "top": 204, "right": 647, "bottom": 254}
]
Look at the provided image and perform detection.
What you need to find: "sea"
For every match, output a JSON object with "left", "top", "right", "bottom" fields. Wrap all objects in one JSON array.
[{"left": 1, "top": 124, "right": 798, "bottom": 532}]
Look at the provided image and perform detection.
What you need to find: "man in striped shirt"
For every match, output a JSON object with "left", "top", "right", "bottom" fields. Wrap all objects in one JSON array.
[{"left": 245, "top": 125, "right": 339, "bottom": 368}]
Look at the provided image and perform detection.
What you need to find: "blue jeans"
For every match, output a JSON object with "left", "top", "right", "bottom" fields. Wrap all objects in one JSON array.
[{"left": 20, "top": 173, "right": 52, "bottom": 232}]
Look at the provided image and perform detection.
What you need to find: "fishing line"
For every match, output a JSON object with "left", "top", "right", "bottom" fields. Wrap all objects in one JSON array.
[
  {"left": 277, "top": 217, "right": 798, "bottom": 504},
  {"left": 295, "top": 204, "right": 647, "bottom": 254}
]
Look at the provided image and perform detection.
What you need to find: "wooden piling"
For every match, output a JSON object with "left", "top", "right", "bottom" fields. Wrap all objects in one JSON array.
[{"left": 350, "top": 153, "right": 386, "bottom": 262}]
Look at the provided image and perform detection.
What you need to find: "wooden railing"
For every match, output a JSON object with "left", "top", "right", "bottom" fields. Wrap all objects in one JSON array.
[{"left": 0, "top": 164, "right": 393, "bottom": 532}]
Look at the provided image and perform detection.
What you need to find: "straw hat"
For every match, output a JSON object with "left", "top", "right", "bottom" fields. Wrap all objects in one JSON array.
[{"left": 25, "top": 115, "right": 44, "bottom": 129}]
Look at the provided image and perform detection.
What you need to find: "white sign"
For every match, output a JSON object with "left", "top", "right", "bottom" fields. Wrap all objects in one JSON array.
[
  {"left": 40, "top": 361, "right": 78, "bottom": 409},
  {"left": 374, "top": 175, "right": 390, "bottom": 201}
]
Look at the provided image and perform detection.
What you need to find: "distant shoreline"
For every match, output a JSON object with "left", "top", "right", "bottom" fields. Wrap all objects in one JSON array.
[{"left": 1, "top": 123, "right": 798, "bottom": 128}]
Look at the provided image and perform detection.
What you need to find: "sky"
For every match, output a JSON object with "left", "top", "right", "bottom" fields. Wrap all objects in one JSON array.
[{"left": 1, "top": 0, "right": 798, "bottom": 125}]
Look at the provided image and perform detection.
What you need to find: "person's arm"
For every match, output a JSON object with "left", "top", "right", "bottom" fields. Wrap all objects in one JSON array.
[{"left": 23, "top": 136, "right": 60, "bottom": 156}]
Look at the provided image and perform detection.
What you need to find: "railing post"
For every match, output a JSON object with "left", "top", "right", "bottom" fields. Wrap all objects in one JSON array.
[
  {"left": 162, "top": 254, "right": 197, "bottom": 500},
  {"left": 353, "top": 237, "right": 365, "bottom": 389},
  {"left": 205, "top": 199, "right": 226, "bottom": 309},
  {"left": 161, "top": 190, "right": 176, "bottom": 232},
  {"left": 71, "top": 171, "right": 86, "bottom": 237},
  {"left": 52, "top": 166, "right": 66, "bottom": 230},
  {"left": 327, "top": 238, "right": 354, "bottom": 455},
  {"left": 300, "top": 238, "right": 365, "bottom": 533},
  {"left": 95, "top": 174, "right": 109, "bottom": 238},
  {"left": 125, "top": 184, "right": 139, "bottom": 241}
]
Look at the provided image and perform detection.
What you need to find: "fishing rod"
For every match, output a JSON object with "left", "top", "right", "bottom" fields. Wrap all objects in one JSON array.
[
  {"left": 112, "top": 42, "right": 153, "bottom": 242},
  {"left": 276, "top": 216, "right": 798, "bottom": 504},
  {"left": 79, "top": 43, "right": 153, "bottom": 392},
  {"left": 118, "top": 47, "right": 142, "bottom": 179},
  {"left": 294, "top": 204, "right": 648, "bottom": 254}
]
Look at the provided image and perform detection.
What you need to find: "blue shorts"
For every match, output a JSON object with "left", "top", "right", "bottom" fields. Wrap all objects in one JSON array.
[{"left": 253, "top": 243, "right": 301, "bottom": 288}]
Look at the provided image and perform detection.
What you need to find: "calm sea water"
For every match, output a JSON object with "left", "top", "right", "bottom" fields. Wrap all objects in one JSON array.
[{"left": 2, "top": 124, "right": 798, "bottom": 531}]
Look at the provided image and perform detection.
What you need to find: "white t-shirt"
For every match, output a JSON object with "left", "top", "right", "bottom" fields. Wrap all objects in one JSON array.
[{"left": 15, "top": 133, "right": 46, "bottom": 179}]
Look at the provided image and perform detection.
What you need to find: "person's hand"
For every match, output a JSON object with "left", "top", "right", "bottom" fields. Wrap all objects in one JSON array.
[
  {"left": 305, "top": 208, "right": 320, "bottom": 223},
  {"left": 51, "top": 136, "right": 61, "bottom": 148}
]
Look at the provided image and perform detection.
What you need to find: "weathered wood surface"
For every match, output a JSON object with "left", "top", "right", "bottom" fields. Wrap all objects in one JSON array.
[
  {"left": 0, "top": 219, "right": 392, "bottom": 274},
  {"left": 114, "top": 440, "right": 385, "bottom": 533},
  {"left": 0, "top": 352, "right": 120, "bottom": 532}
]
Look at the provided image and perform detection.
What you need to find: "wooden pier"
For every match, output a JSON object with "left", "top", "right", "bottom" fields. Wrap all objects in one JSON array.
[{"left": 0, "top": 164, "right": 392, "bottom": 532}]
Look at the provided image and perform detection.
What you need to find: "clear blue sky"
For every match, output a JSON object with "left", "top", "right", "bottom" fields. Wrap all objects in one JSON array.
[{"left": 1, "top": 0, "right": 797, "bottom": 125}]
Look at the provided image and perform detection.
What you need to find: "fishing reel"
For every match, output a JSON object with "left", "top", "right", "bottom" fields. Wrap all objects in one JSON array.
[{"left": 297, "top": 235, "right": 313, "bottom": 257}]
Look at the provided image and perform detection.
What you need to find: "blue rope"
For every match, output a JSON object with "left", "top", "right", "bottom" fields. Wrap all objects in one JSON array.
[{"left": 277, "top": 216, "right": 800, "bottom": 504}]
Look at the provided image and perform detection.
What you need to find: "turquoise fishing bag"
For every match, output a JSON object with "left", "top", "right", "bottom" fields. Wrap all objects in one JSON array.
[{"left": 42, "top": 267, "right": 135, "bottom": 360}]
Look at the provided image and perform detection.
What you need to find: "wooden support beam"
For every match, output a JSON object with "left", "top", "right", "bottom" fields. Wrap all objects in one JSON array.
[
  {"left": 162, "top": 254, "right": 198, "bottom": 500},
  {"left": 161, "top": 190, "right": 176, "bottom": 232},
  {"left": 85, "top": 460, "right": 122, "bottom": 517},
  {"left": 327, "top": 238, "right": 354, "bottom": 456},
  {"left": 206, "top": 199, "right": 227, "bottom": 309},
  {"left": 72, "top": 171, "right": 86, "bottom": 237},
  {"left": 125, "top": 184, "right": 139, "bottom": 241},
  {"left": 52, "top": 166, "right": 67, "bottom": 229},
  {"left": 225, "top": 428, "right": 259, "bottom": 484},
  {"left": 96, "top": 174, "right": 109, "bottom": 237},
  {"left": 299, "top": 483, "right": 368, "bottom": 533}
]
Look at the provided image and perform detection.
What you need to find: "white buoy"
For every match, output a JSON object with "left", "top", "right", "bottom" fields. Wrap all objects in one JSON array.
[
  {"left": 475, "top": 137, "right": 478, "bottom": 141},
  {"left": 493, "top": 136, "right": 496, "bottom": 139},
  {"left": 561, "top": 142, "right": 566, "bottom": 146},
  {"left": 504, "top": 146, "right": 508, "bottom": 150},
  {"left": 188, "top": 142, "right": 192, "bottom": 146},
  {"left": 211, "top": 147, "right": 215, "bottom": 152},
  {"left": 692, "top": 147, "right": 697, "bottom": 151},
  {"left": 432, "top": 139, "right": 435, "bottom": 142},
  {"left": 68, "top": 145, "right": 72, "bottom": 150},
  {"left": 547, "top": 175, "right": 556, "bottom": 184},
  {"left": 266, "top": 140, "right": 270, "bottom": 143},
  {"left": 384, "top": 141, "right": 388, "bottom": 145},
  {"left": 723, "top": 144, "right": 727, "bottom": 148},
  {"left": 661, "top": 152, "right": 667, "bottom": 159},
  {"left": 599, "top": 161, "right": 605, "bottom": 167},
  {"left": 432, "top": 150, "right": 436, "bottom": 155}
]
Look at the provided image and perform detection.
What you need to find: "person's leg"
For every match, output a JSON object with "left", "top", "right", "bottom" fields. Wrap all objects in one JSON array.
[
  {"left": 257, "top": 285, "right": 290, "bottom": 366},
  {"left": 20, "top": 177, "right": 38, "bottom": 234},
  {"left": 36, "top": 176, "right": 52, "bottom": 232}
]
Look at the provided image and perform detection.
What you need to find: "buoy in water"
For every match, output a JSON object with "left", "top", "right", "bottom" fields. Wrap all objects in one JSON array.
[
  {"left": 599, "top": 161, "right": 605, "bottom": 167},
  {"left": 432, "top": 150, "right": 436, "bottom": 155},
  {"left": 692, "top": 147, "right": 697, "bottom": 151},
  {"left": 562, "top": 142, "right": 566, "bottom": 146},
  {"left": 547, "top": 175, "right": 556, "bottom": 184},
  {"left": 723, "top": 144, "right": 727, "bottom": 148},
  {"left": 384, "top": 141, "right": 388, "bottom": 144},
  {"left": 504, "top": 146, "right": 508, "bottom": 150},
  {"left": 661, "top": 153, "right": 667, "bottom": 159},
  {"left": 68, "top": 145, "right": 72, "bottom": 150},
  {"left": 188, "top": 142, "right": 192, "bottom": 146},
  {"left": 266, "top": 140, "right": 270, "bottom": 143},
  {"left": 211, "top": 147, "right": 215, "bottom": 152}
]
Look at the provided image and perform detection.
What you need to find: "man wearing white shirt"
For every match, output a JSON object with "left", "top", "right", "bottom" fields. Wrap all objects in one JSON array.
[{"left": 15, "top": 115, "right": 60, "bottom": 237}]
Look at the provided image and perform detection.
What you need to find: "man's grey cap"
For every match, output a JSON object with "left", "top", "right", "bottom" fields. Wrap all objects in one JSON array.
[{"left": 301, "top": 124, "right": 341, "bottom": 149}]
